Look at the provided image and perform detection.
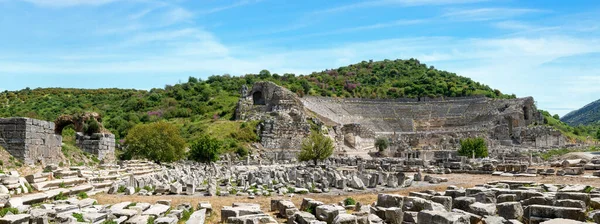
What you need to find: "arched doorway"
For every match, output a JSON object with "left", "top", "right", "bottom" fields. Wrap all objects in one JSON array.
[{"left": 253, "top": 91, "right": 265, "bottom": 105}]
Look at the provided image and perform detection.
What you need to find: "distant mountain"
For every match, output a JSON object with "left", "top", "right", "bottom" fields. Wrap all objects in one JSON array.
[{"left": 562, "top": 99, "right": 600, "bottom": 126}]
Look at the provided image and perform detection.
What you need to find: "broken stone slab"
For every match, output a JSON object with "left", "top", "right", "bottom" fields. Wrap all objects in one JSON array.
[
  {"left": 0, "top": 214, "right": 30, "bottom": 224},
  {"left": 226, "top": 214, "right": 278, "bottom": 224},
  {"left": 468, "top": 202, "right": 496, "bottom": 217},
  {"left": 332, "top": 214, "right": 357, "bottom": 224},
  {"left": 416, "top": 210, "right": 469, "bottom": 224},
  {"left": 125, "top": 215, "right": 150, "bottom": 224},
  {"left": 141, "top": 204, "right": 170, "bottom": 217},
  {"left": 220, "top": 205, "right": 263, "bottom": 223},
  {"left": 185, "top": 209, "right": 206, "bottom": 224},
  {"left": 154, "top": 216, "right": 178, "bottom": 224},
  {"left": 197, "top": 202, "right": 212, "bottom": 215},
  {"left": 288, "top": 211, "right": 317, "bottom": 224},
  {"left": 376, "top": 194, "right": 403, "bottom": 208},
  {"left": 527, "top": 205, "right": 586, "bottom": 222},
  {"left": 403, "top": 196, "right": 446, "bottom": 212},
  {"left": 83, "top": 212, "right": 108, "bottom": 223},
  {"left": 496, "top": 202, "right": 523, "bottom": 220},
  {"left": 539, "top": 218, "right": 586, "bottom": 224},
  {"left": 315, "top": 204, "right": 345, "bottom": 223}
]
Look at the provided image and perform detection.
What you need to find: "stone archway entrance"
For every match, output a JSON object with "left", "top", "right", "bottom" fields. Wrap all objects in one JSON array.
[{"left": 253, "top": 91, "right": 265, "bottom": 105}]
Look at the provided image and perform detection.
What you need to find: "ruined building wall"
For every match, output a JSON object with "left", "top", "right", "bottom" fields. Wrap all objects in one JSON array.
[
  {"left": 235, "top": 82, "right": 311, "bottom": 150},
  {"left": 76, "top": 132, "right": 116, "bottom": 161},
  {"left": 0, "top": 117, "right": 63, "bottom": 165}
]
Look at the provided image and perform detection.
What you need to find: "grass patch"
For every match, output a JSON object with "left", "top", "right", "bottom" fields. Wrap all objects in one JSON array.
[
  {"left": 179, "top": 207, "right": 195, "bottom": 224},
  {"left": 536, "top": 147, "right": 600, "bottom": 161},
  {"left": 77, "top": 192, "right": 88, "bottom": 199},
  {"left": 146, "top": 216, "right": 155, "bottom": 224},
  {"left": 0, "top": 208, "right": 19, "bottom": 217},
  {"left": 117, "top": 185, "right": 127, "bottom": 193},
  {"left": 54, "top": 192, "right": 68, "bottom": 200},
  {"left": 72, "top": 213, "right": 85, "bottom": 222}
]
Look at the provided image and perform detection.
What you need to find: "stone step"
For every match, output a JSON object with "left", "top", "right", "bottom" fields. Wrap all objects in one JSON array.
[{"left": 31, "top": 178, "right": 87, "bottom": 191}]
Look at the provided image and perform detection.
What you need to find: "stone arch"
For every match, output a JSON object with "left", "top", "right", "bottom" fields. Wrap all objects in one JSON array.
[
  {"left": 253, "top": 91, "right": 265, "bottom": 105},
  {"left": 54, "top": 118, "right": 77, "bottom": 135}
]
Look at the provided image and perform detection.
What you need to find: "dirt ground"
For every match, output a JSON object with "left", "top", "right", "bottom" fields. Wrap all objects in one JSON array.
[{"left": 91, "top": 173, "right": 600, "bottom": 223}]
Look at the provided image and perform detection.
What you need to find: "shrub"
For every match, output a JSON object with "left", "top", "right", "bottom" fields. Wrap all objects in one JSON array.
[
  {"left": 72, "top": 213, "right": 85, "bottom": 222},
  {"left": 344, "top": 197, "right": 357, "bottom": 206},
  {"left": 181, "top": 207, "right": 194, "bottom": 222},
  {"left": 123, "top": 122, "right": 186, "bottom": 163},
  {"left": 188, "top": 136, "right": 222, "bottom": 163},
  {"left": 84, "top": 119, "right": 101, "bottom": 135},
  {"left": 235, "top": 147, "right": 249, "bottom": 158},
  {"left": 117, "top": 185, "right": 126, "bottom": 193},
  {"left": 0, "top": 208, "right": 19, "bottom": 217},
  {"left": 298, "top": 132, "right": 334, "bottom": 166},
  {"left": 77, "top": 192, "right": 88, "bottom": 199},
  {"left": 54, "top": 192, "right": 68, "bottom": 200},
  {"left": 458, "top": 137, "right": 488, "bottom": 158},
  {"left": 375, "top": 137, "right": 389, "bottom": 152}
]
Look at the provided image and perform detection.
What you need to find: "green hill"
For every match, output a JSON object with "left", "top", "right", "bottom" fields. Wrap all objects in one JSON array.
[
  {"left": 0, "top": 58, "right": 515, "bottom": 145},
  {"left": 561, "top": 99, "right": 600, "bottom": 126}
]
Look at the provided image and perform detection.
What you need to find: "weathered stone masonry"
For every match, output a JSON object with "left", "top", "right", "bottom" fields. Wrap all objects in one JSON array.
[
  {"left": 76, "top": 132, "right": 116, "bottom": 161},
  {"left": 0, "top": 117, "right": 63, "bottom": 165}
]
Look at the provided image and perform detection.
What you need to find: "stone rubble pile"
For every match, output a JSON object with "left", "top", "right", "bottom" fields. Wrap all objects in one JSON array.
[{"left": 0, "top": 197, "right": 211, "bottom": 224}]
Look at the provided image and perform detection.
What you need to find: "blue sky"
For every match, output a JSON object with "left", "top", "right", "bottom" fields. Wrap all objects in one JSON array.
[{"left": 1, "top": 0, "right": 599, "bottom": 116}]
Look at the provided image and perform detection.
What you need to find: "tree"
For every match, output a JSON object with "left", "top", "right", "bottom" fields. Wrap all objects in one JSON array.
[
  {"left": 458, "top": 137, "right": 488, "bottom": 158},
  {"left": 552, "top": 114, "right": 560, "bottom": 120},
  {"left": 298, "top": 132, "right": 334, "bottom": 166},
  {"left": 188, "top": 135, "right": 222, "bottom": 163},
  {"left": 123, "top": 122, "right": 186, "bottom": 163},
  {"left": 375, "top": 137, "right": 389, "bottom": 152},
  {"left": 84, "top": 119, "right": 101, "bottom": 135},
  {"left": 596, "top": 129, "right": 600, "bottom": 140}
]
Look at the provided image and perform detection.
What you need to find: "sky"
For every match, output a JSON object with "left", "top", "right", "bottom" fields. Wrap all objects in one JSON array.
[{"left": 1, "top": 0, "right": 599, "bottom": 116}]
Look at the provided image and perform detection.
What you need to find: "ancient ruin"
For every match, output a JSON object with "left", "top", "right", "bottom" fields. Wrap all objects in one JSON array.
[
  {"left": 55, "top": 112, "right": 116, "bottom": 161},
  {"left": 0, "top": 117, "right": 63, "bottom": 165},
  {"left": 236, "top": 82, "right": 568, "bottom": 161}
]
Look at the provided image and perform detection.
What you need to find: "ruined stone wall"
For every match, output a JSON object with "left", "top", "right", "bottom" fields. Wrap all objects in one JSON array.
[
  {"left": 235, "top": 82, "right": 311, "bottom": 150},
  {"left": 76, "top": 132, "right": 116, "bottom": 161},
  {"left": 0, "top": 117, "right": 63, "bottom": 165}
]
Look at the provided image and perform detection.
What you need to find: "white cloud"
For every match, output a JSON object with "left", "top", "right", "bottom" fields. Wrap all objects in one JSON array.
[
  {"left": 315, "top": 0, "right": 486, "bottom": 14},
  {"left": 199, "top": 0, "right": 263, "bottom": 15},
  {"left": 21, "top": 0, "right": 118, "bottom": 7},
  {"left": 442, "top": 8, "right": 547, "bottom": 21}
]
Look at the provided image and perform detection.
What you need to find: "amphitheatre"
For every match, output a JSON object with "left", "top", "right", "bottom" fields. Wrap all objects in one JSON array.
[{"left": 0, "top": 81, "right": 599, "bottom": 224}]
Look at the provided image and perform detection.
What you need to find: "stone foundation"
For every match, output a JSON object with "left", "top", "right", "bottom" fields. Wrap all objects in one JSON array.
[
  {"left": 0, "top": 117, "right": 63, "bottom": 165},
  {"left": 76, "top": 133, "right": 116, "bottom": 161}
]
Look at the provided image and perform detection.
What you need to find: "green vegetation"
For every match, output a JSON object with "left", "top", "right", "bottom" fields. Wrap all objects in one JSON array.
[
  {"left": 298, "top": 132, "right": 334, "bottom": 166},
  {"left": 536, "top": 147, "right": 600, "bottom": 161},
  {"left": 540, "top": 110, "right": 600, "bottom": 142},
  {"left": 117, "top": 185, "right": 127, "bottom": 193},
  {"left": 77, "top": 192, "right": 88, "bottom": 199},
  {"left": 54, "top": 192, "right": 68, "bottom": 200},
  {"left": 125, "top": 203, "right": 137, "bottom": 209},
  {"left": 180, "top": 207, "right": 195, "bottom": 223},
  {"left": 0, "top": 59, "right": 512, "bottom": 142},
  {"left": 123, "top": 122, "right": 186, "bottom": 162},
  {"left": 147, "top": 216, "right": 155, "bottom": 224},
  {"left": 458, "top": 137, "right": 488, "bottom": 158},
  {"left": 188, "top": 135, "right": 222, "bottom": 163},
  {"left": 143, "top": 185, "right": 154, "bottom": 192},
  {"left": 0, "top": 208, "right": 19, "bottom": 217},
  {"left": 375, "top": 137, "right": 389, "bottom": 152},
  {"left": 72, "top": 213, "right": 85, "bottom": 222},
  {"left": 101, "top": 220, "right": 118, "bottom": 224},
  {"left": 344, "top": 197, "right": 357, "bottom": 206},
  {"left": 58, "top": 182, "right": 66, "bottom": 188}
]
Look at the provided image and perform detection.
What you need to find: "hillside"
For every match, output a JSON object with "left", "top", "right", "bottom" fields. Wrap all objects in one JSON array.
[
  {"left": 561, "top": 99, "right": 600, "bottom": 126},
  {"left": 0, "top": 58, "right": 515, "bottom": 146}
]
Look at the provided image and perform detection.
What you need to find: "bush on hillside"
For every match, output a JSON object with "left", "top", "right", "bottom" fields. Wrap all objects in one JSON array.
[
  {"left": 188, "top": 135, "right": 222, "bottom": 163},
  {"left": 123, "top": 122, "right": 186, "bottom": 162}
]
